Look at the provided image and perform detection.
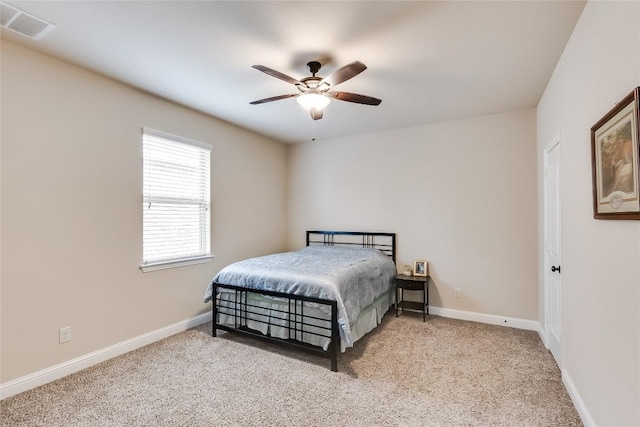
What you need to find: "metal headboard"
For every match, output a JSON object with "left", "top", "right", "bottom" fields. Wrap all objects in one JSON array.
[{"left": 306, "top": 230, "right": 396, "bottom": 264}]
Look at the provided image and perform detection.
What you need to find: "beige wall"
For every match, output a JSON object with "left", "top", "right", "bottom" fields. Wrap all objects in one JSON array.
[
  {"left": 0, "top": 41, "right": 287, "bottom": 383},
  {"left": 287, "top": 109, "right": 538, "bottom": 320},
  {"left": 537, "top": 1, "right": 640, "bottom": 425}
]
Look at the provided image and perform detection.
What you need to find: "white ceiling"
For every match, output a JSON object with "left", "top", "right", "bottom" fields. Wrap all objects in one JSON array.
[{"left": 1, "top": 1, "right": 585, "bottom": 144}]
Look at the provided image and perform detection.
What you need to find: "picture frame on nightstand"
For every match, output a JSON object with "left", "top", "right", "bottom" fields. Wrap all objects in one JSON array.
[{"left": 413, "top": 260, "right": 428, "bottom": 277}]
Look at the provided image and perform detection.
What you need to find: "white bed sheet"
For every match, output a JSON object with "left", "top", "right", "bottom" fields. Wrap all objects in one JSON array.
[{"left": 217, "top": 289, "right": 394, "bottom": 351}]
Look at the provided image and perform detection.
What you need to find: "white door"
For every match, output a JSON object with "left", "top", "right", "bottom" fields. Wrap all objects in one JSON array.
[{"left": 545, "top": 140, "right": 562, "bottom": 365}]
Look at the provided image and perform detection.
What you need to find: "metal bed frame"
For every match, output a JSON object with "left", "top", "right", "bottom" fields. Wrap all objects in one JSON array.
[{"left": 211, "top": 230, "right": 396, "bottom": 372}]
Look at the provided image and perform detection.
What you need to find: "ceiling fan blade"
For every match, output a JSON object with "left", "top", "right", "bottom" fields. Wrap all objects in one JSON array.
[
  {"left": 327, "top": 91, "right": 382, "bottom": 106},
  {"left": 252, "top": 65, "right": 301, "bottom": 85},
  {"left": 250, "top": 94, "right": 298, "bottom": 105},
  {"left": 310, "top": 109, "right": 323, "bottom": 120},
  {"left": 319, "top": 61, "right": 367, "bottom": 87}
]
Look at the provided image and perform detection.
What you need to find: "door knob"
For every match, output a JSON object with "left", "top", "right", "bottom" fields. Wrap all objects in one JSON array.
[{"left": 551, "top": 265, "right": 561, "bottom": 273}]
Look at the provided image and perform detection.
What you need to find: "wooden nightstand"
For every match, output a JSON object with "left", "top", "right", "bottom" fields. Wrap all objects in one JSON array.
[{"left": 395, "top": 274, "right": 430, "bottom": 322}]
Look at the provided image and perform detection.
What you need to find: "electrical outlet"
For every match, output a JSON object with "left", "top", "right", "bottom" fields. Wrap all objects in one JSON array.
[
  {"left": 59, "top": 326, "right": 71, "bottom": 343},
  {"left": 454, "top": 288, "right": 461, "bottom": 298}
]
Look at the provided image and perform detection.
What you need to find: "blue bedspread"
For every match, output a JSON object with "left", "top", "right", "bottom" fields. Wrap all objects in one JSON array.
[{"left": 203, "top": 245, "right": 396, "bottom": 345}]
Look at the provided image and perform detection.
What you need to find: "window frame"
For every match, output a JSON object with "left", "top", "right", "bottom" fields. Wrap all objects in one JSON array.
[{"left": 140, "top": 127, "right": 213, "bottom": 272}]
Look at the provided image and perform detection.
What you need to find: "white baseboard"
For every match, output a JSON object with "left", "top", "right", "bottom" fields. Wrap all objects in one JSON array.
[
  {"left": 536, "top": 323, "right": 548, "bottom": 348},
  {"left": 429, "top": 306, "right": 542, "bottom": 332},
  {"left": 0, "top": 311, "right": 212, "bottom": 400},
  {"left": 562, "top": 368, "right": 595, "bottom": 427}
]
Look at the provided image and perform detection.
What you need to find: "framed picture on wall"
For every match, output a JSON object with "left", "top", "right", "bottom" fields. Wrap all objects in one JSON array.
[
  {"left": 591, "top": 87, "right": 640, "bottom": 220},
  {"left": 413, "top": 260, "right": 428, "bottom": 277}
]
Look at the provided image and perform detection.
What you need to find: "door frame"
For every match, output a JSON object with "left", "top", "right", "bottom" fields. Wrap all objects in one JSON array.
[{"left": 543, "top": 134, "right": 562, "bottom": 365}]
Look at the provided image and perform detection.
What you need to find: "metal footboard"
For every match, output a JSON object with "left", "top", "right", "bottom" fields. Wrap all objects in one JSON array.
[{"left": 212, "top": 282, "right": 340, "bottom": 371}]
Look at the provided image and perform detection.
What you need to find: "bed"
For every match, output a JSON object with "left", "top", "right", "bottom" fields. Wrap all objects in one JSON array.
[{"left": 203, "top": 231, "right": 397, "bottom": 371}]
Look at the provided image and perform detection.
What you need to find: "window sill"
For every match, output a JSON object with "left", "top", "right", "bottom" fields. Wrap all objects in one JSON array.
[{"left": 140, "top": 255, "right": 214, "bottom": 272}]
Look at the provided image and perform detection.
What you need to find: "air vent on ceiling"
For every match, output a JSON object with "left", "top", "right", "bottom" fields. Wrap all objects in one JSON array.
[{"left": 0, "top": 2, "right": 55, "bottom": 40}]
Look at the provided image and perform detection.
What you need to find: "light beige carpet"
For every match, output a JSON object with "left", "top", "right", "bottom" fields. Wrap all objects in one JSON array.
[{"left": 0, "top": 313, "right": 582, "bottom": 426}]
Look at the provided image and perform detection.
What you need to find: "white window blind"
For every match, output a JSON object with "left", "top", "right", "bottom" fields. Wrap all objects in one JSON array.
[{"left": 142, "top": 128, "right": 212, "bottom": 270}]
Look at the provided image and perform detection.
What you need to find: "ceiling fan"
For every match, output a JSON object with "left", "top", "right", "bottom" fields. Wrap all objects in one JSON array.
[{"left": 249, "top": 61, "right": 382, "bottom": 120}]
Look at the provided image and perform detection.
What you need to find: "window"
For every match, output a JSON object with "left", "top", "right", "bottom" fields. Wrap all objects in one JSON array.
[{"left": 141, "top": 128, "right": 212, "bottom": 272}]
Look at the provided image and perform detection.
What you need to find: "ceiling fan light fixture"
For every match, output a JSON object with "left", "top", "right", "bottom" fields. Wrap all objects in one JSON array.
[
  {"left": 297, "top": 93, "right": 330, "bottom": 110},
  {"left": 250, "top": 61, "right": 380, "bottom": 120}
]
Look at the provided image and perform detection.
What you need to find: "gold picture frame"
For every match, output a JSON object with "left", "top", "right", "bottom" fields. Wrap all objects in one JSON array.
[
  {"left": 413, "top": 260, "right": 428, "bottom": 277},
  {"left": 591, "top": 87, "right": 640, "bottom": 220}
]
